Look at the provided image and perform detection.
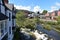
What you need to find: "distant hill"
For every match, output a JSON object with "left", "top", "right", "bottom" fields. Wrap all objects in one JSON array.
[{"left": 16, "top": 9, "right": 34, "bottom": 14}]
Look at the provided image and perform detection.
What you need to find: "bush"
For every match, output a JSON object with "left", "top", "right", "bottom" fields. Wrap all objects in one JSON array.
[
  {"left": 23, "top": 18, "right": 36, "bottom": 30},
  {"left": 40, "top": 20, "right": 45, "bottom": 24},
  {"left": 43, "top": 24, "right": 51, "bottom": 30},
  {"left": 45, "top": 21, "right": 58, "bottom": 25},
  {"left": 25, "top": 24, "right": 35, "bottom": 30},
  {"left": 13, "top": 27, "right": 20, "bottom": 40},
  {"left": 56, "top": 16, "right": 60, "bottom": 25}
]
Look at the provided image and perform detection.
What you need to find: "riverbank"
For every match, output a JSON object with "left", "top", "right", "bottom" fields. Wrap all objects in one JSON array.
[
  {"left": 20, "top": 28, "right": 54, "bottom": 40},
  {"left": 53, "top": 28, "right": 60, "bottom": 33},
  {"left": 36, "top": 24, "right": 60, "bottom": 40}
]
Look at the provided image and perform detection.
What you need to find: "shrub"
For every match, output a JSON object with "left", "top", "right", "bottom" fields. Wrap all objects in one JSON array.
[
  {"left": 13, "top": 27, "right": 20, "bottom": 40},
  {"left": 25, "top": 24, "right": 35, "bottom": 30},
  {"left": 43, "top": 24, "right": 51, "bottom": 30},
  {"left": 46, "top": 21, "right": 58, "bottom": 25},
  {"left": 40, "top": 20, "right": 45, "bottom": 24},
  {"left": 56, "top": 16, "right": 60, "bottom": 25}
]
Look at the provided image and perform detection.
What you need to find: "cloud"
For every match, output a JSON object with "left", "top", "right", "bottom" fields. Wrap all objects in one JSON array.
[
  {"left": 14, "top": 5, "right": 31, "bottom": 11},
  {"left": 51, "top": 6, "right": 57, "bottom": 9},
  {"left": 49, "top": 2, "right": 60, "bottom": 12},
  {"left": 48, "top": 6, "right": 57, "bottom": 12},
  {"left": 56, "top": 2, "right": 60, "bottom": 6},
  {"left": 14, "top": 5, "right": 43, "bottom": 13},
  {"left": 33, "top": 6, "right": 43, "bottom": 13}
]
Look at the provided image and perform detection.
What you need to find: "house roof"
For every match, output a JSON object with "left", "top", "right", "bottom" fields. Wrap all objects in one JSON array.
[
  {"left": 2, "top": 0, "right": 16, "bottom": 15},
  {"left": 5, "top": 3, "right": 13, "bottom": 10},
  {"left": 0, "top": 13, "right": 8, "bottom": 21},
  {"left": 2, "top": 0, "right": 14, "bottom": 11}
]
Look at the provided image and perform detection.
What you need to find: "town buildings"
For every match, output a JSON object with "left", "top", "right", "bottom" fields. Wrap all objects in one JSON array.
[
  {"left": 0, "top": 0, "right": 16, "bottom": 40},
  {"left": 45, "top": 9, "right": 60, "bottom": 20}
]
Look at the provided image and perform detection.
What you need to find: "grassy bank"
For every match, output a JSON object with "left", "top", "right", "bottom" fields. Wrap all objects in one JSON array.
[
  {"left": 53, "top": 28, "right": 60, "bottom": 33},
  {"left": 39, "top": 19, "right": 60, "bottom": 33}
]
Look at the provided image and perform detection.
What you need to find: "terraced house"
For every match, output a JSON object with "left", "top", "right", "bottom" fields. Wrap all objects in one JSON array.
[
  {"left": 0, "top": 0, "right": 16, "bottom": 40},
  {"left": 45, "top": 9, "right": 60, "bottom": 20}
]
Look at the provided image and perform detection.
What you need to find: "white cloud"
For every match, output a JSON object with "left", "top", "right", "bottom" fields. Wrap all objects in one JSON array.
[
  {"left": 49, "top": 5, "right": 58, "bottom": 12},
  {"left": 51, "top": 6, "right": 57, "bottom": 9},
  {"left": 56, "top": 2, "right": 60, "bottom": 6},
  {"left": 49, "top": 2, "right": 60, "bottom": 12},
  {"left": 14, "top": 5, "right": 43, "bottom": 13},
  {"left": 14, "top": 5, "right": 31, "bottom": 11},
  {"left": 33, "top": 6, "right": 43, "bottom": 13},
  {"left": 49, "top": 6, "right": 57, "bottom": 12}
]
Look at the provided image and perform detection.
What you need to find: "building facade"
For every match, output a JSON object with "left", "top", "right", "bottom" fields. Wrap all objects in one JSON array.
[
  {"left": 0, "top": 0, "right": 16, "bottom": 40},
  {"left": 45, "top": 9, "right": 60, "bottom": 20}
]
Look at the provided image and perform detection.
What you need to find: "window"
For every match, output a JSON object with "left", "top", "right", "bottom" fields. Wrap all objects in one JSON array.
[
  {"left": 5, "top": 8, "right": 7, "bottom": 15},
  {"left": 1, "top": 22, "right": 4, "bottom": 36},
  {"left": 5, "top": 21, "right": 7, "bottom": 32},
  {"left": 9, "top": 13, "right": 11, "bottom": 21},
  {"left": 0, "top": 4, "right": 1, "bottom": 12},
  {"left": 9, "top": 27, "right": 11, "bottom": 34},
  {"left": 12, "top": 19, "right": 14, "bottom": 26},
  {"left": 0, "top": 0, "right": 3, "bottom": 4},
  {"left": 0, "top": 0, "right": 1, "bottom": 3},
  {"left": 0, "top": 22, "right": 1, "bottom": 36}
]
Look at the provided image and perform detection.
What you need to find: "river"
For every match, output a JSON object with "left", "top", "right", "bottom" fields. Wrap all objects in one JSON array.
[{"left": 36, "top": 24, "right": 60, "bottom": 40}]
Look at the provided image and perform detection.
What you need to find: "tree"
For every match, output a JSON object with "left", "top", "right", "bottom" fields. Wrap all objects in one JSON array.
[
  {"left": 16, "top": 11, "right": 36, "bottom": 30},
  {"left": 16, "top": 11, "right": 26, "bottom": 27},
  {"left": 24, "top": 18, "right": 36, "bottom": 30},
  {"left": 42, "top": 10, "right": 48, "bottom": 15}
]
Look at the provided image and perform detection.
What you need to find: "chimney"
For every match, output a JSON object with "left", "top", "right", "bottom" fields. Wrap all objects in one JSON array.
[{"left": 4, "top": 0, "right": 8, "bottom": 3}]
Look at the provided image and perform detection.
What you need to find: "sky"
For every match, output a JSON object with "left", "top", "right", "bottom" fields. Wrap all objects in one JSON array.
[{"left": 9, "top": 0, "right": 60, "bottom": 12}]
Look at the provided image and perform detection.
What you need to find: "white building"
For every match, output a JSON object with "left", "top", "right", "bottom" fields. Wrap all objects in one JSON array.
[{"left": 0, "top": 0, "right": 16, "bottom": 40}]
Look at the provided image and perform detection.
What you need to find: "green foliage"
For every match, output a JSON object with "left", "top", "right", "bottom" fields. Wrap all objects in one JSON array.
[
  {"left": 46, "top": 21, "right": 58, "bottom": 25},
  {"left": 42, "top": 10, "right": 48, "bottom": 15},
  {"left": 43, "top": 24, "right": 51, "bottom": 30},
  {"left": 53, "top": 26, "right": 60, "bottom": 33},
  {"left": 16, "top": 11, "right": 36, "bottom": 30},
  {"left": 13, "top": 27, "right": 20, "bottom": 40},
  {"left": 24, "top": 18, "right": 36, "bottom": 30},
  {"left": 39, "top": 20, "right": 45, "bottom": 24},
  {"left": 35, "top": 18, "right": 40, "bottom": 24},
  {"left": 56, "top": 16, "right": 60, "bottom": 25},
  {"left": 39, "top": 20, "right": 57, "bottom": 25},
  {"left": 16, "top": 11, "right": 26, "bottom": 27}
]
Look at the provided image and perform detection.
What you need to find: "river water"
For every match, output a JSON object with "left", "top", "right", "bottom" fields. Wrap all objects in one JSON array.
[{"left": 36, "top": 24, "right": 60, "bottom": 40}]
